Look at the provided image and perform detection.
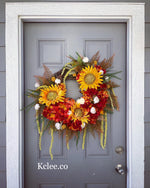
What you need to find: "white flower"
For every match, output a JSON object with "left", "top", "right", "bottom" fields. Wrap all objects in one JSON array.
[
  {"left": 76, "top": 97, "right": 85, "bottom": 104},
  {"left": 93, "top": 96, "right": 100, "bottom": 104},
  {"left": 67, "top": 110, "right": 72, "bottom": 115},
  {"left": 82, "top": 57, "right": 89, "bottom": 63},
  {"left": 55, "top": 122, "right": 62, "bottom": 130},
  {"left": 34, "top": 104, "right": 40, "bottom": 111},
  {"left": 100, "top": 70, "right": 104, "bottom": 75},
  {"left": 34, "top": 82, "right": 40, "bottom": 88},
  {"left": 105, "top": 76, "right": 109, "bottom": 81},
  {"left": 90, "top": 107, "right": 96, "bottom": 114},
  {"left": 81, "top": 123, "right": 86, "bottom": 129},
  {"left": 55, "top": 78, "right": 61, "bottom": 84}
]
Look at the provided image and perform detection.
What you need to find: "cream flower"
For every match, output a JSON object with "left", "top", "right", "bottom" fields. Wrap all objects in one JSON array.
[
  {"left": 67, "top": 110, "right": 72, "bottom": 115},
  {"left": 90, "top": 107, "right": 96, "bottom": 114},
  {"left": 76, "top": 97, "right": 85, "bottom": 104},
  {"left": 100, "top": 70, "right": 104, "bottom": 75},
  {"left": 82, "top": 57, "right": 89, "bottom": 63},
  {"left": 93, "top": 96, "right": 100, "bottom": 104},
  {"left": 55, "top": 122, "right": 62, "bottom": 130},
  {"left": 34, "top": 104, "right": 40, "bottom": 111},
  {"left": 34, "top": 82, "right": 40, "bottom": 88},
  {"left": 105, "top": 76, "right": 109, "bottom": 81},
  {"left": 55, "top": 78, "right": 61, "bottom": 84},
  {"left": 81, "top": 123, "right": 86, "bottom": 129}
]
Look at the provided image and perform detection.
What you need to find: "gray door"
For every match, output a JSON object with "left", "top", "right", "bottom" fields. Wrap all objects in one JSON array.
[{"left": 24, "top": 22, "right": 126, "bottom": 188}]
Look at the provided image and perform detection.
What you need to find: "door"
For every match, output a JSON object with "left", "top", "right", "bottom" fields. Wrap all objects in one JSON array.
[{"left": 24, "top": 22, "right": 126, "bottom": 188}]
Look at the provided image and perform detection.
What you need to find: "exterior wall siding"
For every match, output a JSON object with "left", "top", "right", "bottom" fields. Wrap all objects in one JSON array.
[{"left": 0, "top": 0, "right": 149, "bottom": 187}]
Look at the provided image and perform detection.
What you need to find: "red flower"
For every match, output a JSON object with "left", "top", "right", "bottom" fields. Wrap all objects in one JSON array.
[
  {"left": 81, "top": 88, "right": 108, "bottom": 124},
  {"left": 99, "top": 83, "right": 107, "bottom": 90},
  {"left": 94, "top": 65, "right": 106, "bottom": 74},
  {"left": 43, "top": 98, "right": 74, "bottom": 122},
  {"left": 67, "top": 119, "right": 82, "bottom": 131},
  {"left": 42, "top": 85, "right": 109, "bottom": 128}
]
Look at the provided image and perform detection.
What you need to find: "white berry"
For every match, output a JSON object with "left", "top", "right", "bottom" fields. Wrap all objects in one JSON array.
[
  {"left": 34, "top": 104, "right": 40, "bottom": 111},
  {"left": 55, "top": 122, "right": 62, "bottom": 130},
  {"left": 67, "top": 110, "right": 72, "bottom": 115},
  {"left": 81, "top": 123, "right": 86, "bottom": 129},
  {"left": 76, "top": 97, "right": 85, "bottom": 104},
  {"left": 105, "top": 76, "right": 109, "bottom": 81},
  {"left": 34, "top": 82, "right": 40, "bottom": 88},
  {"left": 90, "top": 107, "right": 96, "bottom": 114},
  {"left": 93, "top": 96, "right": 100, "bottom": 104},
  {"left": 55, "top": 78, "right": 61, "bottom": 84},
  {"left": 100, "top": 70, "right": 104, "bottom": 75},
  {"left": 82, "top": 57, "right": 89, "bottom": 63}
]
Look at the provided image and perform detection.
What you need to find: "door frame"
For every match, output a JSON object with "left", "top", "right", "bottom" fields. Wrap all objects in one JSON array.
[{"left": 6, "top": 2, "right": 145, "bottom": 188}]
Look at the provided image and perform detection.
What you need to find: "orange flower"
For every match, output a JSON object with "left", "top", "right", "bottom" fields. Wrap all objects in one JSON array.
[
  {"left": 94, "top": 61, "right": 97, "bottom": 65},
  {"left": 51, "top": 76, "right": 55, "bottom": 82}
]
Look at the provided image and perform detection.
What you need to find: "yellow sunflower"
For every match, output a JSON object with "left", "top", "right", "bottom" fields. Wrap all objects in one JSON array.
[
  {"left": 39, "top": 84, "right": 66, "bottom": 107},
  {"left": 77, "top": 66, "right": 103, "bottom": 91},
  {"left": 69, "top": 103, "right": 89, "bottom": 124}
]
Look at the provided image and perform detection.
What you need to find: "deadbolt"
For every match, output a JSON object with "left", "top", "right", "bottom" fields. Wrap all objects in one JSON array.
[
  {"left": 115, "top": 164, "right": 126, "bottom": 175},
  {"left": 115, "top": 146, "right": 124, "bottom": 154}
]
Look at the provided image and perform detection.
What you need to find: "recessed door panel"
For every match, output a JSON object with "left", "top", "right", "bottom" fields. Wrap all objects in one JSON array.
[
  {"left": 86, "top": 184, "right": 110, "bottom": 188},
  {"left": 40, "top": 184, "right": 65, "bottom": 188}
]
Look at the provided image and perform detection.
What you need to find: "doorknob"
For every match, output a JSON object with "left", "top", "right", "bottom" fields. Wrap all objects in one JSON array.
[{"left": 115, "top": 164, "right": 126, "bottom": 175}]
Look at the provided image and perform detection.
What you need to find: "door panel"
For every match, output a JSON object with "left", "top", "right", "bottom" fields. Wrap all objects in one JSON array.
[
  {"left": 24, "top": 22, "right": 126, "bottom": 188},
  {"left": 40, "top": 185, "right": 65, "bottom": 188},
  {"left": 86, "top": 184, "right": 109, "bottom": 188}
]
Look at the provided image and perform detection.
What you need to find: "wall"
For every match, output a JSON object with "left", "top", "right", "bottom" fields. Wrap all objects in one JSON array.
[{"left": 0, "top": 0, "right": 150, "bottom": 187}]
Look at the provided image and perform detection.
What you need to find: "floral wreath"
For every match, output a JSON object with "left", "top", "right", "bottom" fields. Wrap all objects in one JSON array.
[{"left": 27, "top": 52, "right": 120, "bottom": 160}]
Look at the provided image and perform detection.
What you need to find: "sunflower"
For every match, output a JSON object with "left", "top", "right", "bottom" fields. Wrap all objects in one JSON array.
[
  {"left": 77, "top": 66, "right": 103, "bottom": 91},
  {"left": 68, "top": 103, "right": 89, "bottom": 125},
  {"left": 39, "top": 84, "right": 66, "bottom": 107}
]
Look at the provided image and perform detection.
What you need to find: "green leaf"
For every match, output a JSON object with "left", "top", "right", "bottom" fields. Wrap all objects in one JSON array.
[
  {"left": 76, "top": 131, "right": 80, "bottom": 146},
  {"left": 28, "top": 89, "right": 40, "bottom": 93},
  {"left": 68, "top": 55, "right": 76, "bottom": 61},
  {"left": 110, "top": 75, "right": 121, "bottom": 80},
  {"left": 76, "top": 52, "right": 81, "bottom": 58},
  {"left": 76, "top": 52, "right": 82, "bottom": 64},
  {"left": 44, "top": 121, "right": 52, "bottom": 131},
  {"left": 21, "top": 101, "right": 36, "bottom": 111},
  {"left": 77, "top": 56, "right": 82, "bottom": 64}
]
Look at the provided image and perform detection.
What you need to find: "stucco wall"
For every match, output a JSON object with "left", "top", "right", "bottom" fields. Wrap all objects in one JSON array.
[{"left": 0, "top": 0, "right": 150, "bottom": 187}]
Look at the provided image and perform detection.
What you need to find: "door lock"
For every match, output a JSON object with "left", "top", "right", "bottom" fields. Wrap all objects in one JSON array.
[
  {"left": 115, "top": 146, "right": 124, "bottom": 154},
  {"left": 115, "top": 164, "right": 126, "bottom": 175}
]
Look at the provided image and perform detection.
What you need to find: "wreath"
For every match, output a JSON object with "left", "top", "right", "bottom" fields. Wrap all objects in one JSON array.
[{"left": 26, "top": 51, "right": 120, "bottom": 160}]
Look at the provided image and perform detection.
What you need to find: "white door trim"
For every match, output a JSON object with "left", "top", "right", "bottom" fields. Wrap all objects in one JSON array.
[{"left": 6, "top": 2, "right": 145, "bottom": 188}]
